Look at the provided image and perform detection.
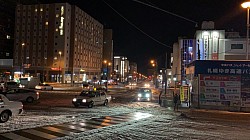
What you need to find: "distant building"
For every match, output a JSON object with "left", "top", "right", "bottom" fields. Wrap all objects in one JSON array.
[
  {"left": 128, "top": 62, "right": 137, "bottom": 82},
  {"left": 129, "top": 62, "right": 137, "bottom": 74},
  {"left": 103, "top": 29, "right": 113, "bottom": 79},
  {"left": 14, "top": 3, "right": 103, "bottom": 83},
  {"left": 113, "top": 56, "right": 129, "bottom": 82}
]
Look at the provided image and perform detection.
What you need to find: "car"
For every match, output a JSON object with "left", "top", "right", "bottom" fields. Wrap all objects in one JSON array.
[
  {"left": 72, "top": 90, "right": 112, "bottom": 108},
  {"left": 144, "top": 83, "right": 150, "bottom": 87},
  {"left": 1, "top": 88, "right": 39, "bottom": 103},
  {"left": 0, "top": 94, "right": 23, "bottom": 123},
  {"left": 5, "top": 81, "right": 20, "bottom": 90},
  {"left": 0, "top": 82, "right": 4, "bottom": 92},
  {"left": 137, "top": 88, "right": 153, "bottom": 101},
  {"left": 82, "top": 83, "right": 94, "bottom": 91},
  {"left": 35, "top": 83, "right": 53, "bottom": 90},
  {"left": 96, "top": 85, "right": 107, "bottom": 91},
  {"left": 129, "top": 82, "right": 137, "bottom": 86}
]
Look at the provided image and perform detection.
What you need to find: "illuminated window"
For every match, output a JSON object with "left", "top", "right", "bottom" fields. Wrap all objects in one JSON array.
[
  {"left": 40, "top": 8, "right": 43, "bottom": 11},
  {"left": 35, "top": 9, "right": 37, "bottom": 12},
  {"left": 55, "top": 28, "right": 58, "bottom": 32},
  {"left": 45, "top": 22, "right": 48, "bottom": 25},
  {"left": 6, "top": 35, "right": 10, "bottom": 39},
  {"left": 56, "top": 14, "right": 59, "bottom": 18}
]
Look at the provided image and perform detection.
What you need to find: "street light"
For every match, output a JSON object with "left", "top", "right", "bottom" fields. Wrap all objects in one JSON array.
[
  {"left": 150, "top": 59, "right": 157, "bottom": 88},
  {"left": 103, "top": 60, "right": 111, "bottom": 91},
  {"left": 43, "top": 57, "right": 47, "bottom": 83},
  {"left": 173, "top": 76, "right": 177, "bottom": 91},
  {"left": 242, "top": 1, "right": 250, "bottom": 60},
  {"left": 58, "top": 51, "right": 62, "bottom": 83},
  {"left": 21, "top": 43, "right": 25, "bottom": 78}
]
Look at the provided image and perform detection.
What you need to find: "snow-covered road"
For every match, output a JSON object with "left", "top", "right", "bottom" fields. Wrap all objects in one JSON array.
[{"left": 1, "top": 102, "right": 250, "bottom": 140}]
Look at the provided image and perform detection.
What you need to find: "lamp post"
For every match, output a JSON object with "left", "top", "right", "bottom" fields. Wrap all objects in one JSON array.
[
  {"left": 242, "top": 2, "right": 250, "bottom": 60},
  {"left": 173, "top": 76, "right": 177, "bottom": 92},
  {"left": 21, "top": 43, "right": 25, "bottom": 78},
  {"left": 58, "top": 51, "right": 62, "bottom": 83},
  {"left": 103, "top": 60, "right": 111, "bottom": 91},
  {"left": 43, "top": 57, "right": 47, "bottom": 83},
  {"left": 150, "top": 60, "right": 157, "bottom": 88}
]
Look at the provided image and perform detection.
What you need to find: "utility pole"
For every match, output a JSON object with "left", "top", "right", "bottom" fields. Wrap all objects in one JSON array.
[{"left": 164, "top": 52, "right": 167, "bottom": 95}]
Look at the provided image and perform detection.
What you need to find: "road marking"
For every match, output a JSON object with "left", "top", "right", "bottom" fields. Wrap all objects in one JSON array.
[
  {"left": 51, "top": 124, "right": 82, "bottom": 133},
  {"left": 56, "top": 124, "right": 89, "bottom": 131},
  {"left": 23, "top": 129, "right": 57, "bottom": 139},
  {"left": 42, "top": 126, "right": 73, "bottom": 135},
  {"left": 1, "top": 132, "right": 31, "bottom": 140},
  {"left": 33, "top": 127, "right": 66, "bottom": 137},
  {"left": 0, "top": 112, "right": 153, "bottom": 140}
]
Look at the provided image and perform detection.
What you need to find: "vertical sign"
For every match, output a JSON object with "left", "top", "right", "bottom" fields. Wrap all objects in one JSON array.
[
  {"left": 212, "top": 32, "right": 218, "bottom": 60},
  {"left": 180, "top": 86, "right": 185, "bottom": 102},
  {"left": 203, "top": 35, "right": 209, "bottom": 60}
]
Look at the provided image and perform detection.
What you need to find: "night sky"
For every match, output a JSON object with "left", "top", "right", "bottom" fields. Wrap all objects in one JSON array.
[{"left": 40, "top": 0, "right": 246, "bottom": 74}]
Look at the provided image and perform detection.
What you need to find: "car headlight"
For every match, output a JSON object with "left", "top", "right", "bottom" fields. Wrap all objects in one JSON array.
[
  {"left": 73, "top": 98, "right": 77, "bottom": 102},
  {"left": 138, "top": 94, "right": 142, "bottom": 97},
  {"left": 146, "top": 93, "right": 150, "bottom": 98},
  {"left": 19, "top": 84, "right": 25, "bottom": 88},
  {"left": 82, "top": 99, "right": 86, "bottom": 102}
]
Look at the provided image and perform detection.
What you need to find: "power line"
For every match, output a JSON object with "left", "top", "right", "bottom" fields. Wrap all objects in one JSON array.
[
  {"left": 132, "top": 0, "right": 198, "bottom": 27},
  {"left": 102, "top": 0, "right": 172, "bottom": 48}
]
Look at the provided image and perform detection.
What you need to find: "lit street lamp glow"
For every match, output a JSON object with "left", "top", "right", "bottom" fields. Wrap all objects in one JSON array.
[
  {"left": 21, "top": 43, "right": 25, "bottom": 77},
  {"left": 58, "top": 51, "right": 62, "bottom": 83},
  {"left": 103, "top": 60, "right": 111, "bottom": 91},
  {"left": 242, "top": 2, "right": 250, "bottom": 8},
  {"left": 242, "top": 1, "right": 250, "bottom": 60}
]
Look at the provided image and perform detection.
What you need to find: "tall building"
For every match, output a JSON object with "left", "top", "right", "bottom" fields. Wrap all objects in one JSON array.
[
  {"left": 14, "top": 3, "right": 103, "bottom": 83},
  {"left": 128, "top": 62, "right": 137, "bottom": 82},
  {"left": 129, "top": 62, "right": 137, "bottom": 74},
  {"left": 0, "top": 1, "right": 15, "bottom": 59},
  {"left": 113, "top": 56, "right": 129, "bottom": 82},
  {"left": 103, "top": 29, "right": 113, "bottom": 79}
]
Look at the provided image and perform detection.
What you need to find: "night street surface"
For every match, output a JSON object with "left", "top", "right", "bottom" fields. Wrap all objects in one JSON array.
[{"left": 1, "top": 85, "right": 250, "bottom": 140}]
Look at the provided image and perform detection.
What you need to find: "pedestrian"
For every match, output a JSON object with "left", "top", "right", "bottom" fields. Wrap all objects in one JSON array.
[
  {"left": 173, "top": 92, "right": 180, "bottom": 111},
  {"left": 159, "top": 90, "right": 162, "bottom": 105}
]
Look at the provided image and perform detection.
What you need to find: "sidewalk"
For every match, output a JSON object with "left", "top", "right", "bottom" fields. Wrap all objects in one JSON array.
[
  {"left": 182, "top": 108, "right": 250, "bottom": 124},
  {"left": 159, "top": 97, "right": 250, "bottom": 122}
]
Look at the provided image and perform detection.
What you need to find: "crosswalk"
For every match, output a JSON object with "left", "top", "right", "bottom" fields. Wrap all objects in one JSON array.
[{"left": 0, "top": 112, "right": 152, "bottom": 140}]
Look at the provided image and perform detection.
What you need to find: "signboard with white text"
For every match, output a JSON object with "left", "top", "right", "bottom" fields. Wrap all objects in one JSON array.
[{"left": 199, "top": 75, "right": 241, "bottom": 106}]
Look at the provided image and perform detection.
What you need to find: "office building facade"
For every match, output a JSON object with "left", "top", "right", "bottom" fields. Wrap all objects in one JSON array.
[{"left": 14, "top": 3, "right": 103, "bottom": 83}]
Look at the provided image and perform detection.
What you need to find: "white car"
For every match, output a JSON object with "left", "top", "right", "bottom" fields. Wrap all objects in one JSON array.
[
  {"left": 2, "top": 88, "right": 39, "bottom": 103},
  {"left": 35, "top": 83, "right": 53, "bottom": 90},
  {"left": 72, "top": 90, "right": 112, "bottom": 108},
  {"left": 144, "top": 83, "right": 150, "bottom": 87},
  {"left": 129, "top": 82, "right": 137, "bottom": 86},
  {"left": 0, "top": 94, "right": 23, "bottom": 123}
]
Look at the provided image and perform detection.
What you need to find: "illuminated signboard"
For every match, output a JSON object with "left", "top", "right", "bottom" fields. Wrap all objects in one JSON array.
[{"left": 194, "top": 60, "right": 250, "bottom": 75}]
